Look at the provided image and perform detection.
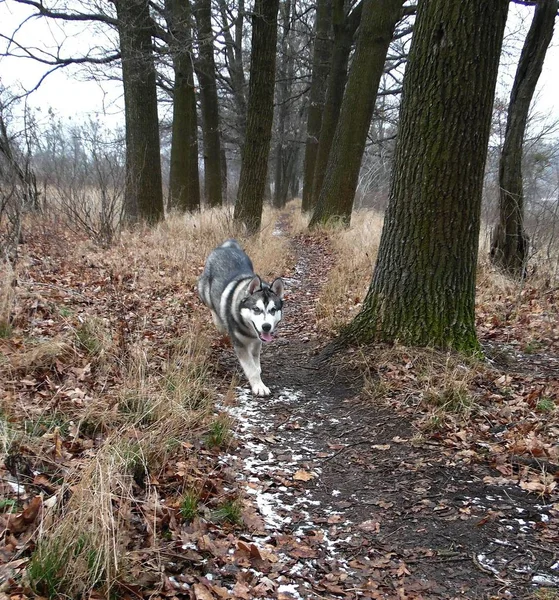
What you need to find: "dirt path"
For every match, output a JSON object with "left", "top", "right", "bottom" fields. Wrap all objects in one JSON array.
[{"left": 216, "top": 233, "right": 558, "bottom": 600}]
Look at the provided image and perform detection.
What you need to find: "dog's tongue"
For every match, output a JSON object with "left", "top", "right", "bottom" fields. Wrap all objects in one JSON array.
[{"left": 260, "top": 332, "right": 274, "bottom": 343}]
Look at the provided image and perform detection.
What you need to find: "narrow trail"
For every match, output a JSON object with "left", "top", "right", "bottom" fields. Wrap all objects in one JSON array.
[{"left": 215, "top": 230, "right": 558, "bottom": 600}]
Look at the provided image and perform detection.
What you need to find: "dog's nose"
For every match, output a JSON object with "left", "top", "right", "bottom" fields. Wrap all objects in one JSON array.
[{"left": 262, "top": 323, "right": 272, "bottom": 333}]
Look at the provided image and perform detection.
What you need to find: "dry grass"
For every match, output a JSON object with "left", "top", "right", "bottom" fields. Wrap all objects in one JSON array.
[
  {"left": 315, "top": 210, "right": 383, "bottom": 333},
  {"left": 5, "top": 200, "right": 559, "bottom": 597},
  {"left": 6, "top": 335, "right": 76, "bottom": 375},
  {"left": 1, "top": 203, "right": 295, "bottom": 598},
  {"left": 109, "top": 205, "right": 291, "bottom": 291},
  {"left": 286, "top": 199, "right": 310, "bottom": 234},
  {"left": 314, "top": 212, "right": 559, "bottom": 351},
  {"left": 352, "top": 344, "right": 484, "bottom": 441},
  {"left": 29, "top": 438, "right": 134, "bottom": 597},
  {"left": 36, "top": 326, "right": 220, "bottom": 597}
]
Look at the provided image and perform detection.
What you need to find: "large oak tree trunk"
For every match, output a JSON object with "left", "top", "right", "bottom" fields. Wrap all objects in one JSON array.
[
  {"left": 233, "top": 0, "right": 280, "bottom": 233},
  {"left": 490, "top": 0, "right": 556, "bottom": 278},
  {"left": 309, "top": 0, "right": 404, "bottom": 227},
  {"left": 195, "top": 0, "right": 223, "bottom": 208},
  {"left": 273, "top": 0, "right": 293, "bottom": 210},
  {"left": 116, "top": 0, "right": 164, "bottom": 224},
  {"left": 309, "top": 0, "right": 362, "bottom": 210},
  {"left": 166, "top": 0, "right": 200, "bottom": 212},
  {"left": 345, "top": 0, "right": 509, "bottom": 353},
  {"left": 273, "top": 0, "right": 301, "bottom": 210},
  {"left": 301, "top": 0, "right": 333, "bottom": 213}
]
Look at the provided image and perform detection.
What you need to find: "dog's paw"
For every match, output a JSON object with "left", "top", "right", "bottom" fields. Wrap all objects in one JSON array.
[{"left": 251, "top": 382, "right": 270, "bottom": 396}]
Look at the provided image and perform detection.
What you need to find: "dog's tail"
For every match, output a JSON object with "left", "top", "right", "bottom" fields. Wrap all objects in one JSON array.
[{"left": 220, "top": 239, "right": 242, "bottom": 250}]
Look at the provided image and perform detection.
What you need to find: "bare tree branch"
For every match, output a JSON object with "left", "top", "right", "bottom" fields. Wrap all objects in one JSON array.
[{"left": 12, "top": 0, "right": 118, "bottom": 26}]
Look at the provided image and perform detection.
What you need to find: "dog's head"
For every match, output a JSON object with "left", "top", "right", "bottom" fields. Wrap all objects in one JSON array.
[{"left": 240, "top": 276, "right": 284, "bottom": 342}]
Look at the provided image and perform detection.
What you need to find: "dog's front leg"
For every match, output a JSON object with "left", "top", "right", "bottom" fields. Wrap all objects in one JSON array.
[{"left": 234, "top": 341, "right": 270, "bottom": 397}]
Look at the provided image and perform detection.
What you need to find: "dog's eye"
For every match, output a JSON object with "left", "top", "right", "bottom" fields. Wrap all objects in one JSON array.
[
  {"left": 253, "top": 308, "right": 261, "bottom": 315},
  {"left": 270, "top": 308, "right": 276, "bottom": 315}
]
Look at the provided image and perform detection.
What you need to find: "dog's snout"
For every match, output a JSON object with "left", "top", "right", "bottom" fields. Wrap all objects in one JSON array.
[{"left": 262, "top": 323, "right": 272, "bottom": 333}]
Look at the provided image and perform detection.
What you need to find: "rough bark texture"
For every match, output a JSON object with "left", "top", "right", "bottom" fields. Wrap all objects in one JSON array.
[
  {"left": 346, "top": 0, "right": 509, "bottom": 353},
  {"left": 233, "top": 0, "right": 280, "bottom": 234},
  {"left": 116, "top": 0, "right": 164, "bottom": 224},
  {"left": 490, "top": 0, "right": 556, "bottom": 278},
  {"left": 309, "top": 0, "right": 362, "bottom": 210},
  {"left": 301, "top": 0, "right": 333, "bottom": 213},
  {"left": 195, "top": 0, "right": 223, "bottom": 208},
  {"left": 309, "top": 0, "right": 404, "bottom": 227},
  {"left": 273, "top": 0, "right": 295, "bottom": 210},
  {"left": 166, "top": 0, "right": 200, "bottom": 212},
  {"left": 218, "top": 0, "right": 247, "bottom": 143}
]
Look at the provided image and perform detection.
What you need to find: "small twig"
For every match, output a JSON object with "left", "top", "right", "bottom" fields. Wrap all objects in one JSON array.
[
  {"left": 472, "top": 552, "right": 498, "bottom": 575},
  {"left": 510, "top": 455, "right": 559, "bottom": 474},
  {"left": 17, "top": 279, "right": 87, "bottom": 297},
  {"left": 406, "top": 554, "right": 470, "bottom": 564},
  {"left": 319, "top": 440, "right": 371, "bottom": 463}
]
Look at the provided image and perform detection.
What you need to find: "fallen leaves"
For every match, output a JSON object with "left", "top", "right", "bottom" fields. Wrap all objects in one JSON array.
[
  {"left": 0, "top": 496, "right": 42, "bottom": 535},
  {"left": 519, "top": 477, "right": 556, "bottom": 495},
  {"left": 293, "top": 469, "right": 314, "bottom": 481},
  {"left": 2, "top": 216, "right": 559, "bottom": 600}
]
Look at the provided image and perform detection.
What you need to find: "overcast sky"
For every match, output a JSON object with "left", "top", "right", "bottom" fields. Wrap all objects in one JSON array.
[{"left": 1, "top": 1, "right": 558, "bottom": 133}]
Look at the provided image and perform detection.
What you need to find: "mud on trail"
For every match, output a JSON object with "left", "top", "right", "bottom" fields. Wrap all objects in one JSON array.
[{"left": 214, "top": 232, "right": 559, "bottom": 600}]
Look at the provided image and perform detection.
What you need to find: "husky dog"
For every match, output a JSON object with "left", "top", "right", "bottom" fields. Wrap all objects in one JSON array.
[{"left": 198, "top": 240, "right": 284, "bottom": 396}]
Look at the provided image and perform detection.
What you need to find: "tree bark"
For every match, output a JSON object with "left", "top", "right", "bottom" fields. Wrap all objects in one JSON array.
[
  {"left": 345, "top": 0, "right": 509, "bottom": 353},
  {"left": 301, "top": 0, "right": 333, "bottom": 213},
  {"left": 115, "top": 0, "right": 164, "bottom": 224},
  {"left": 309, "top": 0, "right": 404, "bottom": 227},
  {"left": 194, "top": 0, "right": 223, "bottom": 208},
  {"left": 166, "top": 0, "right": 200, "bottom": 212},
  {"left": 273, "top": 0, "right": 294, "bottom": 210},
  {"left": 309, "top": 0, "right": 362, "bottom": 211},
  {"left": 233, "top": 0, "right": 280, "bottom": 233},
  {"left": 218, "top": 0, "right": 247, "bottom": 143},
  {"left": 490, "top": 0, "right": 556, "bottom": 278}
]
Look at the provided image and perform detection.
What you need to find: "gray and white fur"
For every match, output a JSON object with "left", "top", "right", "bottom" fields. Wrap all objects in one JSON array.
[{"left": 198, "top": 240, "right": 284, "bottom": 396}]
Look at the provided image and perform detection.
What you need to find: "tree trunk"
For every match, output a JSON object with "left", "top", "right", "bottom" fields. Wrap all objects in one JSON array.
[
  {"left": 166, "top": 0, "right": 200, "bottom": 212},
  {"left": 309, "top": 0, "right": 404, "bottom": 227},
  {"left": 490, "top": 0, "right": 556, "bottom": 278},
  {"left": 345, "top": 0, "right": 509, "bottom": 353},
  {"left": 116, "top": 0, "right": 164, "bottom": 224},
  {"left": 221, "top": 146, "right": 228, "bottom": 203},
  {"left": 309, "top": 0, "right": 362, "bottom": 210},
  {"left": 301, "top": 0, "right": 333, "bottom": 213},
  {"left": 218, "top": 0, "right": 247, "bottom": 143},
  {"left": 273, "top": 0, "right": 294, "bottom": 210},
  {"left": 194, "top": 0, "right": 223, "bottom": 208},
  {"left": 233, "top": 0, "right": 280, "bottom": 233}
]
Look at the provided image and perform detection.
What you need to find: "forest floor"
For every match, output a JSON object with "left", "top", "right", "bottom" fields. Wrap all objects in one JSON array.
[
  {"left": 0, "top": 206, "right": 558, "bottom": 600},
  {"left": 214, "top": 227, "right": 559, "bottom": 600}
]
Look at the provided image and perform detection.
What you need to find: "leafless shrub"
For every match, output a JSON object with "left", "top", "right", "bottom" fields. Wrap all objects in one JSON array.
[
  {"left": 38, "top": 118, "right": 126, "bottom": 247},
  {"left": 0, "top": 91, "right": 40, "bottom": 263}
]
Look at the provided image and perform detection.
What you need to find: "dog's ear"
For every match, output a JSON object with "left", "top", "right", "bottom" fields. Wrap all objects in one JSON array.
[
  {"left": 270, "top": 277, "right": 284, "bottom": 299},
  {"left": 248, "top": 275, "right": 262, "bottom": 295}
]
